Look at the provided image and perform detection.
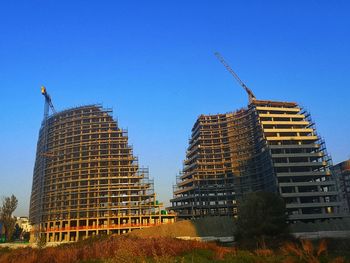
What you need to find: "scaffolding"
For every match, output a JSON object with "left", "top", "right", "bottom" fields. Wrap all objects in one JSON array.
[
  {"left": 29, "top": 105, "right": 175, "bottom": 242},
  {"left": 171, "top": 99, "right": 343, "bottom": 222},
  {"left": 170, "top": 107, "right": 275, "bottom": 219}
]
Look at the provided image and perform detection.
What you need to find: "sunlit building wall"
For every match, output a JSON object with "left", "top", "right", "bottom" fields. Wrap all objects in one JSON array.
[{"left": 30, "top": 105, "right": 175, "bottom": 242}]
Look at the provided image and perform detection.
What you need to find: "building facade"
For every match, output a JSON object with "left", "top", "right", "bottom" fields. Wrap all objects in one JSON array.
[
  {"left": 332, "top": 159, "right": 350, "bottom": 214},
  {"left": 16, "top": 217, "right": 32, "bottom": 233},
  {"left": 171, "top": 99, "right": 343, "bottom": 222},
  {"left": 29, "top": 105, "right": 174, "bottom": 242}
]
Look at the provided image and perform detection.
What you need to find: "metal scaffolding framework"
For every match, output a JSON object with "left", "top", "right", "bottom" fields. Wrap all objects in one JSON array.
[
  {"left": 29, "top": 103, "right": 175, "bottom": 242},
  {"left": 171, "top": 99, "right": 344, "bottom": 222}
]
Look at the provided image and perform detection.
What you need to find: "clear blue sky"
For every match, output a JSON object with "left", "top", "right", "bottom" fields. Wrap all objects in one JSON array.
[{"left": 0, "top": 1, "right": 349, "bottom": 216}]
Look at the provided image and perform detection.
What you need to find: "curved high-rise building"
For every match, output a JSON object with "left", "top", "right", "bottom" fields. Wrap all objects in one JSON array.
[
  {"left": 171, "top": 108, "right": 275, "bottom": 218},
  {"left": 171, "top": 99, "right": 343, "bottom": 222},
  {"left": 30, "top": 104, "right": 174, "bottom": 242}
]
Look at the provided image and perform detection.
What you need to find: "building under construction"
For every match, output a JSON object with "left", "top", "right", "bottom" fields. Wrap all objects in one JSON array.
[
  {"left": 29, "top": 88, "right": 175, "bottom": 242},
  {"left": 332, "top": 159, "right": 350, "bottom": 214},
  {"left": 170, "top": 53, "right": 343, "bottom": 222}
]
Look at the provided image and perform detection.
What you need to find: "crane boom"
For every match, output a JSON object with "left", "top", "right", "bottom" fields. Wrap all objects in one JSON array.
[
  {"left": 41, "top": 86, "right": 56, "bottom": 120},
  {"left": 214, "top": 52, "right": 256, "bottom": 103}
]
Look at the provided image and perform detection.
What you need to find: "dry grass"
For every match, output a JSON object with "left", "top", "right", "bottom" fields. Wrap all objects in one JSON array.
[
  {"left": 254, "top": 248, "right": 274, "bottom": 257},
  {"left": 0, "top": 236, "right": 347, "bottom": 263},
  {"left": 0, "top": 236, "right": 233, "bottom": 263},
  {"left": 280, "top": 239, "right": 345, "bottom": 263}
]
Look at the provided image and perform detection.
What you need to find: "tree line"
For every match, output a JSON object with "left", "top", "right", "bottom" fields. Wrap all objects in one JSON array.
[{"left": 0, "top": 194, "right": 29, "bottom": 242}]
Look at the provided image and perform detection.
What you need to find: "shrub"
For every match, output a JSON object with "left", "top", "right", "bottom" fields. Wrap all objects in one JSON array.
[
  {"left": 36, "top": 235, "right": 47, "bottom": 249},
  {"left": 235, "top": 192, "right": 288, "bottom": 242}
]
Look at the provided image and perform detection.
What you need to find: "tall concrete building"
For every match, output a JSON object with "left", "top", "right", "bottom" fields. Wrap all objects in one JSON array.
[
  {"left": 30, "top": 89, "right": 174, "bottom": 242},
  {"left": 332, "top": 159, "right": 350, "bottom": 214},
  {"left": 171, "top": 99, "right": 343, "bottom": 222}
]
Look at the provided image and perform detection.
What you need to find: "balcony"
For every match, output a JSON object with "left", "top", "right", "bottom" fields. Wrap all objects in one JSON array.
[
  {"left": 281, "top": 191, "right": 339, "bottom": 198},
  {"left": 286, "top": 202, "right": 341, "bottom": 209},
  {"left": 274, "top": 161, "right": 326, "bottom": 167}
]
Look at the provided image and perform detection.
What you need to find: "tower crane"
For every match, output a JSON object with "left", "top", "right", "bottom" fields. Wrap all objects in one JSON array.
[
  {"left": 41, "top": 86, "right": 56, "bottom": 119},
  {"left": 214, "top": 52, "right": 256, "bottom": 104},
  {"left": 36, "top": 86, "right": 56, "bottom": 233}
]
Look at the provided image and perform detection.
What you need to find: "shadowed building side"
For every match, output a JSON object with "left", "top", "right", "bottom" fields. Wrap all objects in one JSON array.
[{"left": 170, "top": 106, "right": 275, "bottom": 219}]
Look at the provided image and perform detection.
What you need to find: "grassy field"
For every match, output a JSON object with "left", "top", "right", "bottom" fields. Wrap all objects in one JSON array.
[
  {"left": 0, "top": 235, "right": 348, "bottom": 263},
  {"left": 0, "top": 218, "right": 349, "bottom": 262}
]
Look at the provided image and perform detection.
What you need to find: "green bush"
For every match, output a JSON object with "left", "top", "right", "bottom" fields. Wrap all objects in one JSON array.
[{"left": 235, "top": 192, "right": 288, "bottom": 241}]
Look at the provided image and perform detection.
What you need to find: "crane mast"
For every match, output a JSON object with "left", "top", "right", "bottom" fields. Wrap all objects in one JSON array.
[
  {"left": 41, "top": 86, "right": 56, "bottom": 120},
  {"left": 214, "top": 52, "right": 256, "bottom": 104},
  {"left": 35, "top": 86, "right": 57, "bottom": 236}
]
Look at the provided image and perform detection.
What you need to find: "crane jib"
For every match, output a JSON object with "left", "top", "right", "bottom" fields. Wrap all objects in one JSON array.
[{"left": 214, "top": 52, "right": 256, "bottom": 103}]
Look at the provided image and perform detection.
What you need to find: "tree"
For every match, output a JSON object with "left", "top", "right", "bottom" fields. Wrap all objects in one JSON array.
[
  {"left": 0, "top": 195, "right": 18, "bottom": 242},
  {"left": 12, "top": 223, "right": 23, "bottom": 241},
  {"left": 235, "top": 191, "right": 288, "bottom": 241},
  {"left": 22, "top": 231, "right": 30, "bottom": 242}
]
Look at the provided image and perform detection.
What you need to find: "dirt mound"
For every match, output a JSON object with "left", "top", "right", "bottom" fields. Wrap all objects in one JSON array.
[{"left": 128, "top": 216, "right": 235, "bottom": 238}]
